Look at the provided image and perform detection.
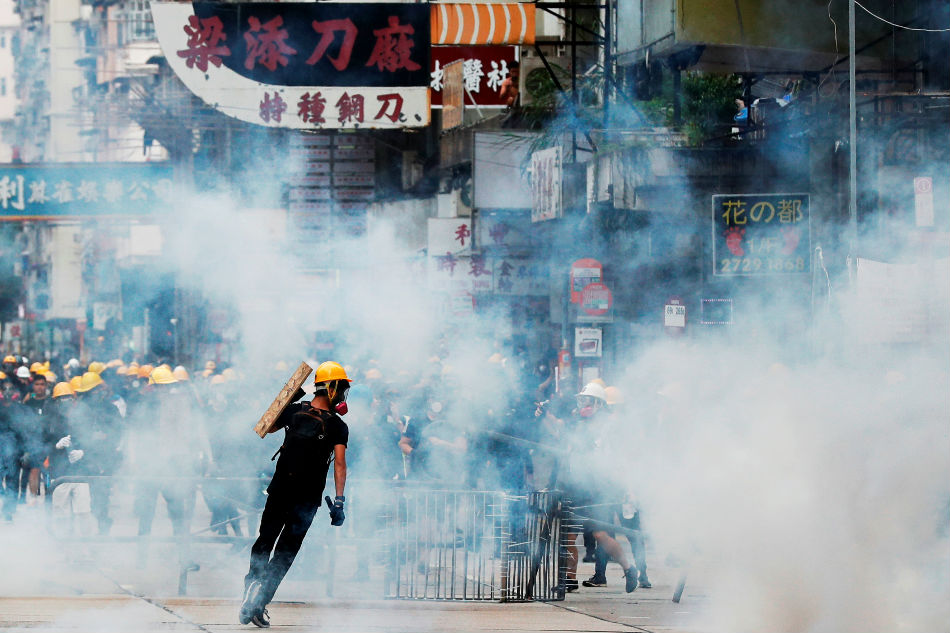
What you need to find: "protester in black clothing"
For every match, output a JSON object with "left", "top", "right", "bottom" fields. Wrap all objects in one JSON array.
[
  {"left": 240, "top": 361, "right": 350, "bottom": 629},
  {"left": 0, "top": 394, "right": 22, "bottom": 521},
  {"left": 74, "top": 371, "right": 123, "bottom": 535}
]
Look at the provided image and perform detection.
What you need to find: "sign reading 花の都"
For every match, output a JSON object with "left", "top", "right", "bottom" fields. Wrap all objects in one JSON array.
[
  {"left": 151, "top": 2, "right": 431, "bottom": 129},
  {"left": 0, "top": 164, "right": 174, "bottom": 219},
  {"left": 712, "top": 193, "right": 810, "bottom": 276}
]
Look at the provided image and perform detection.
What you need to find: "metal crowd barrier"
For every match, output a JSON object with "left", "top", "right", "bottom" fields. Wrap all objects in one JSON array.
[{"left": 383, "top": 486, "right": 565, "bottom": 602}]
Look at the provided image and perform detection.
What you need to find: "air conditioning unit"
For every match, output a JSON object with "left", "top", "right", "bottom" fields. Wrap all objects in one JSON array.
[{"left": 519, "top": 54, "right": 570, "bottom": 106}]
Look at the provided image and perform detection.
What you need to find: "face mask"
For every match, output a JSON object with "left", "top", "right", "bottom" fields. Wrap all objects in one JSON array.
[
  {"left": 335, "top": 401, "right": 348, "bottom": 416},
  {"left": 579, "top": 405, "right": 596, "bottom": 418}
]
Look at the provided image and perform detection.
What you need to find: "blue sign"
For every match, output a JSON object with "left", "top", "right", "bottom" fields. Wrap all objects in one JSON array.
[{"left": 0, "top": 163, "right": 175, "bottom": 219}]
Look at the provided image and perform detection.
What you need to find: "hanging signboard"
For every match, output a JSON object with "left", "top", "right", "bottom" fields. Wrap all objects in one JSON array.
[
  {"left": 664, "top": 297, "right": 686, "bottom": 328},
  {"left": 570, "top": 258, "right": 602, "bottom": 304},
  {"left": 531, "top": 146, "right": 563, "bottom": 222},
  {"left": 492, "top": 258, "right": 547, "bottom": 295},
  {"left": 712, "top": 193, "right": 810, "bottom": 276},
  {"left": 430, "top": 46, "right": 517, "bottom": 108},
  {"left": 151, "top": 2, "right": 431, "bottom": 129},
  {"left": 0, "top": 164, "right": 173, "bottom": 220},
  {"left": 914, "top": 177, "right": 934, "bottom": 227}
]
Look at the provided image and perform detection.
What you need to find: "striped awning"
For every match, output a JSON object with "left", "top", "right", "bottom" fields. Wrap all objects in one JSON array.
[{"left": 431, "top": 2, "right": 536, "bottom": 46}]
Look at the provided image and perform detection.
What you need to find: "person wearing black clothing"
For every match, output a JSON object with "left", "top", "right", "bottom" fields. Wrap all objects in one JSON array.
[
  {"left": 0, "top": 394, "right": 23, "bottom": 521},
  {"left": 240, "top": 361, "right": 351, "bottom": 629}
]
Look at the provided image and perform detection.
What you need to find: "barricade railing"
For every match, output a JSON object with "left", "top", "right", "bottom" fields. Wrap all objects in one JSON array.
[{"left": 383, "top": 485, "right": 565, "bottom": 602}]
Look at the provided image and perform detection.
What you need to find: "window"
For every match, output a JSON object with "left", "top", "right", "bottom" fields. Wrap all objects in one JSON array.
[{"left": 120, "top": 0, "right": 155, "bottom": 44}]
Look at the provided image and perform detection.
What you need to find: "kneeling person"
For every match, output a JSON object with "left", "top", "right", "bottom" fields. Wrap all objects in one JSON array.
[{"left": 240, "top": 362, "right": 350, "bottom": 628}]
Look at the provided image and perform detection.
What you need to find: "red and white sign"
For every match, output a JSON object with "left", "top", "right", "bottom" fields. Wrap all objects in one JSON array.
[
  {"left": 581, "top": 283, "right": 612, "bottom": 317},
  {"left": 570, "top": 259, "right": 602, "bottom": 304},
  {"left": 430, "top": 46, "right": 517, "bottom": 108},
  {"left": 150, "top": 2, "right": 430, "bottom": 129}
]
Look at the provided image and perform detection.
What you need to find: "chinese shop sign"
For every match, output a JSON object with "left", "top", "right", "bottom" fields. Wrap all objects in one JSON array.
[
  {"left": 151, "top": 2, "right": 431, "bottom": 129},
  {"left": 430, "top": 46, "right": 517, "bottom": 108},
  {"left": 0, "top": 164, "right": 174, "bottom": 219},
  {"left": 712, "top": 194, "right": 810, "bottom": 276},
  {"left": 531, "top": 146, "right": 562, "bottom": 222}
]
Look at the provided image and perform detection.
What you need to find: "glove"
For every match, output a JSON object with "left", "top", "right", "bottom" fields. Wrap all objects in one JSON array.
[
  {"left": 56, "top": 435, "right": 72, "bottom": 449},
  {"left": 68, "top": 449, "right": 84, "bottom": 464},
  {"left": 291, "top": 387, "right": 306, "bottom": 402},
  {"left": 325, "top": 495, "right": 345, "bottom": 526}
]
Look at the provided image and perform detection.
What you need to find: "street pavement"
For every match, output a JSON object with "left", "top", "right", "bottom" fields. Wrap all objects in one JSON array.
[{"left": 0, "top": 492, "right": 709, "bottom": 633}]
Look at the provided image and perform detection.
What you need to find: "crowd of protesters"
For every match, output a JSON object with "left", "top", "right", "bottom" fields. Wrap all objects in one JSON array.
[{"left": 0, "top": 349, "right": 652, "bottom": 593}]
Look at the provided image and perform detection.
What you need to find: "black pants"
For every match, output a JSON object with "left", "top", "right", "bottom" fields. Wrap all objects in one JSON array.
[{"left": 245, "top": 490, "right": 320, "bottom": 606}]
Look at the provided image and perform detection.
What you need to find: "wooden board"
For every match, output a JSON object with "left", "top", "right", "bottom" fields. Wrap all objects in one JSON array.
[{"left": 254, "top": 362, "right": 313, "bottom": 438}]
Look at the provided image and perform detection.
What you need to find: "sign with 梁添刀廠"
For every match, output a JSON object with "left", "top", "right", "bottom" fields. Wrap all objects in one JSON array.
[
  {"left": 712, "top": 193, "right": 810, "bottom": 276},
  {"left": 151, "top": 1, "right": 431, "bottom": 129},
  {"left": 0, "top": 163, "right": 174, "bottom": 219}
]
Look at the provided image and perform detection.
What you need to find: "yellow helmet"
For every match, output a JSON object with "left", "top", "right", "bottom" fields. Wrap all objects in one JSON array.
[
  {"left": 604, "top": 386, "right": 624, "bottom": 406},
  {"left": 590, "top": 378, "right": 607, "bottom": 388},
  {"left": 88, "top": 361, "right": 106, "bottom": 374},
  {"left": 3, "top": 355, "right": 15, "bottom": 364},
  {"left": 128, "top": 361, "right": 140, "bottom": 370},
  {"left": 29, "top": 362, "right": 44, "bottom": 374},
  {"left": 52, "top": 382, "right": 76, "bottom": 399},
  {"left": 137, "top": 364, "right": 154, "bottom": 378},
  {"left": 173, "top": 366, "right": 190, "bottom": 381},
  {"left": 69, "top": 376, "right": 82, "bottom": 391},
  {"left": 115, "top": 366, "right": 127, "bottom": 376},
  {"left": 314, "top": 361, "right": 350, "bottom": 384},
  {"left": 210, "top": 374, "right": 227, "bottom": 386},
  {"left": 157, "top": 363, "right": 172, "bottom": 372},
  {"left": 75, "top": 371, "right": 104, "bottom": 393},
  {"left": 0, "top": 371, "right": 6, "bottom": 380},
  {"left": 149, "top": 366, "right": 178, "bottom": 385},
  {"left": 107, "top": 359, "right": 123, "bottom": 368},
  {"left": 43, "top": 371, "right": 57, "bottom": 383}
]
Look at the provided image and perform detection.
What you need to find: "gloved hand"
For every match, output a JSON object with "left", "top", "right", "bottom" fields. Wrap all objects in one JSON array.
[
  {"left": 68, "top": 449, "right": 84, "bottom": 464},
  {"left": 325, "top": 495, "right": 345, "bottom": 526},
  {"left": 292, "top": 387, "right": 306, "bottom": 402},
  {"left": 56, "top": 435, "right": 72, "bottom": 449}
]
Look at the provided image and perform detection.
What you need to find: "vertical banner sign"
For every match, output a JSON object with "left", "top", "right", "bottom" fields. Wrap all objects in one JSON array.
[
  {"left": 531, "top": 146, "right": 563, "bottom": 222},
  {"left": 151, "top": 2, "right": 431, "bottom": 129},
  {"left": 441, "top": 59, "right": 464, "bottom": 130},
  {"left": 914, "top": 177, "right": 934, "bottom": 227},
  {"left": 570, "top": 258, "right": 602, "bottom": 304},
  {"left": 712, "top": 193, "right": 810, "bottom": 276},
  {"left": 574, "top": 326, "right": 602, "bottom": 358}
]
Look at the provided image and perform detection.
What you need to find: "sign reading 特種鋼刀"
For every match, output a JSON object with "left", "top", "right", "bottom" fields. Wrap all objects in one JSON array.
[
  {"left": 712, "top": 193, "right": 810, "bottom": 276},
  {"left": 151, "top": 2, "right": 431, "bottom": 129},
  {"left": 0, "top": 164, "right": 174, "bottom": 219}
]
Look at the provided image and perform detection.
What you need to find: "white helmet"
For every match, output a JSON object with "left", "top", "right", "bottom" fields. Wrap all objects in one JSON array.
[
  {"left": 15, "top": 366, "right": 31, "bottom": 379},
  {"left": 577, "top": 382, "right": 607, "bottom": 402}
]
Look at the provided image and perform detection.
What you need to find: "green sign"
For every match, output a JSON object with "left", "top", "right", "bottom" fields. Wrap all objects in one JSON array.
[
  {"left": 0, "top": 163, "right": 174, "bottom": 219},
  {"left": 712, "top": 193, "right": 810, "bottom": 276}
]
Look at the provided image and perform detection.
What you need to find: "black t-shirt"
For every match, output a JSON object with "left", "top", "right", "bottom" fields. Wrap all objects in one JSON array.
[{"left": 269, "top": 402, "right": 348, "bottom": 502}]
